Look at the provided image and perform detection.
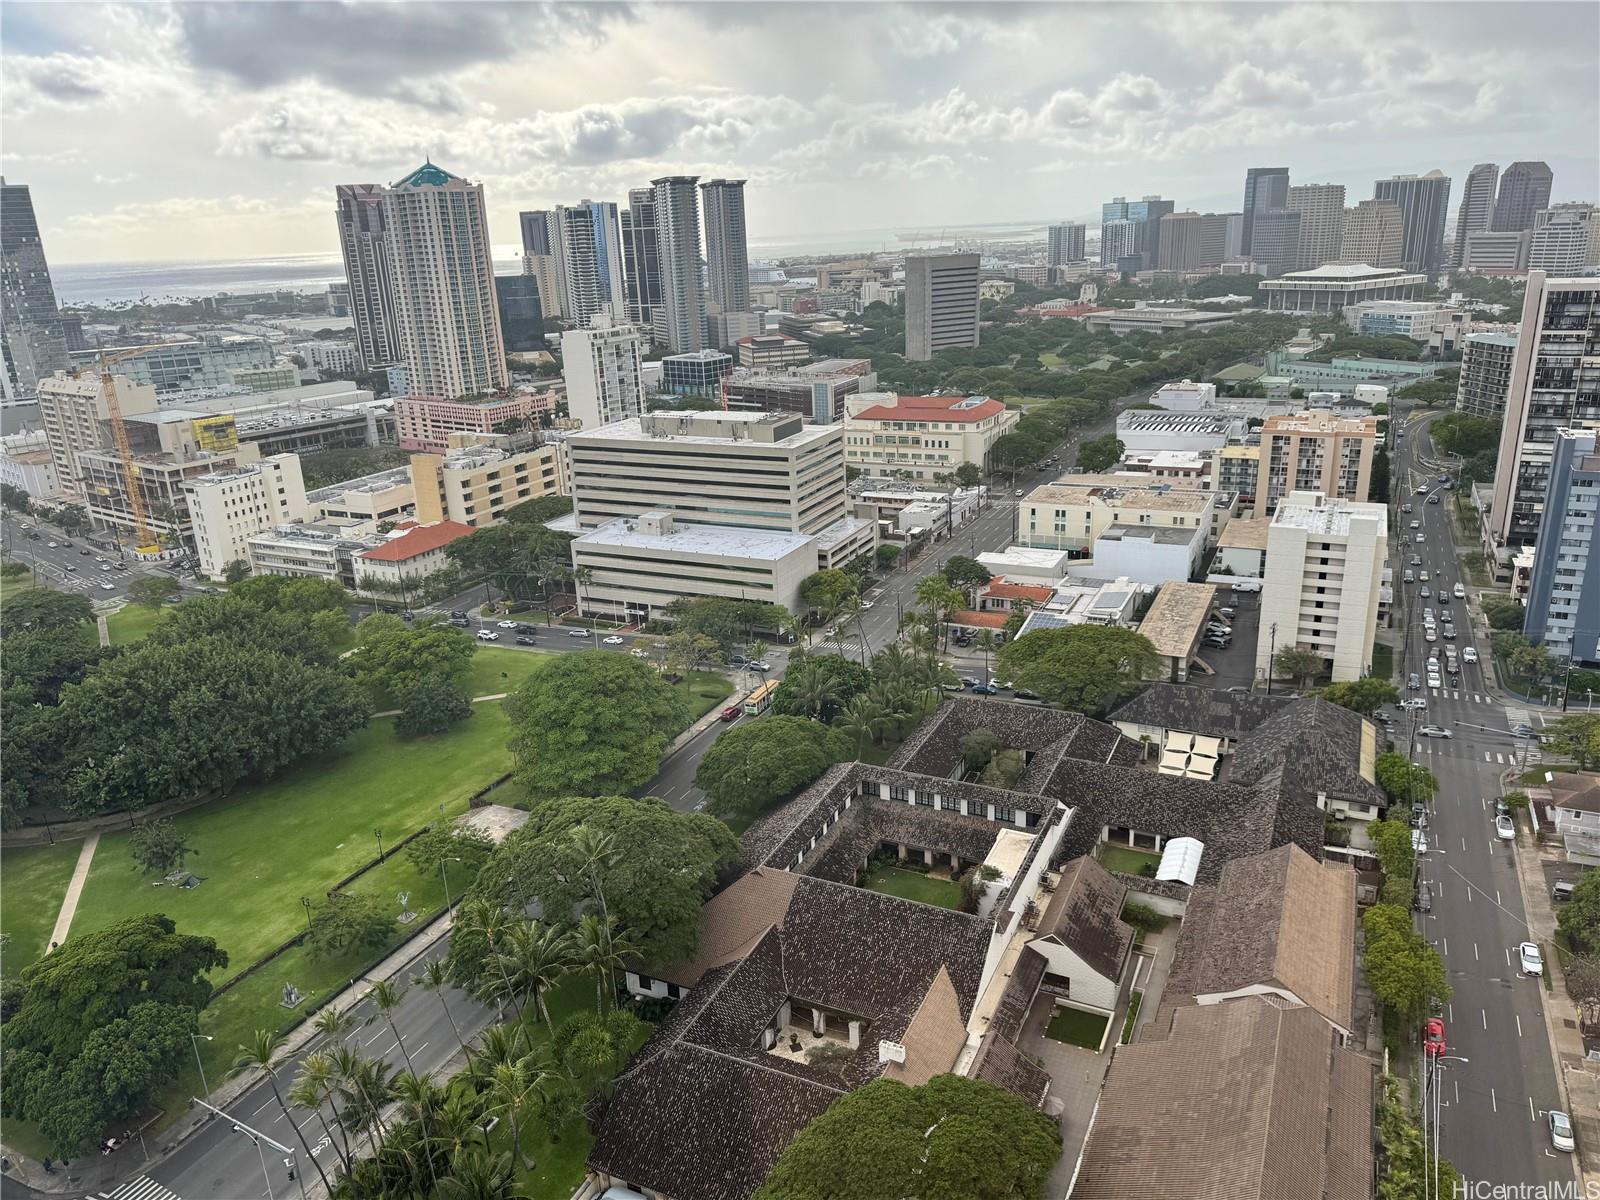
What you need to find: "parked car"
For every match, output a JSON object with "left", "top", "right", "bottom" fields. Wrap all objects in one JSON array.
[
  {"left": 1412, "top": 829, "right": 1428, "bottom": 855},
  {"left": 602, "top": 635, "right": 625, "bottom": 645},
  {"left": 1496, "top": 815, "right": 1517, "bottom": 841},
  {"left": 1519, "top": 941, "right": 1544, "bottom": 976},
  {"left": 1423, "top": 1017, "right": 1447, "bottom": 1056},
  {"left": 1553, "top": 879, "right": 1577, "bottom": 903},
  {"left": 515, "top": 635, "right": 537, "bottom": 645},
  {"left": 630, "top": 648, "right": 649, "bottom": 658},
  {"left": 751, "top": 660, "right": 771, "bottom": 672},
  {"left": 730, "top": 654, "right": 749, "bottom": 665},
  {"left": 1419, "top": 725, "right": 1452, "bottom": 738},
  {"left": 475, "top": 630, "right": 499, "bottom": 641},
  {"left": 970, "top": 684, "right": 997, "bottom": 695},
  {"left": 1454, "top": 583, "right": 1466, "bottom": 599},
  {"left": 1202, "top": 634, "right": 1231, "bottom": 649},
  {"left": 1550, "top": 1110, "right": 1576, "bottom": 1153},
  {"left": 1416, "top": 880, "right": 1432, "bottom": 913},
  {"left": 1218, "top": 606, "right": 1236, "bottom": 619}
]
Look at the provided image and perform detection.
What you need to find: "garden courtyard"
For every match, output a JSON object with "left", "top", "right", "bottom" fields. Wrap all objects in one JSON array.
[{"left": 860, "top": 860, "right": 963, "bottom": 909}]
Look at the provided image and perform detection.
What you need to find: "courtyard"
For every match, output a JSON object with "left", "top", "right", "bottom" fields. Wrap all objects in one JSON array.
[{"left": 860, "top": 861, "right": 963, "bottom": 909}]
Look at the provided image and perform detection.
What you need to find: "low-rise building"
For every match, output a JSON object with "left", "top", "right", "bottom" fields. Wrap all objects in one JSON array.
[
  {"left": 68, "top": 336, "right": 278, "bottom": 397},
  {"left": 1018, "top": 475, "right": 1233, "bottom": 558},
  {"left": 1149, "top": 379, "right": 1217, "bottom": 410},
  {"left": 1015, "top": 576, "right": 1143, "bottom": 635},
  {"left": 1214, "top": 515, "right": 1271, "bottom": 578},
  {"left": 1076, "top": 522, "right": 1208, "bottom": 588},
  {"left": 722, "top": 359, "right": 878, "bottom": 424},
  {"left": 1114, "top": 411, "right": 1245, "bottom": 454},
  {"left": 1532, "top": 773, "right": 1600, "bottom": 865},
  {"left": 307, "top": 465, "right": 416, "bottom": 534},
  {"left": 184, "top": 454, "right": 311, "bottom": 577},
  {"left": 1258, "top": 262, "right": 1427, "bottom": 313},
  {"left": 246, "top": 522, "right": 376, "bottom": 587},
  {"left": 976, "top": 546, "right": 1071, "bottom": 587},
  {"left": 1257, "top": 490, "right": 1387, "bottom": 682},
  {"left": 395, "top": 391, "right": 558, "bottom": 453},
  {"left": 1115, "top": 450, "right": 1211, "bottom": 486},
  {"left": 735, "top": 334, "right": 810, "bottom": 369},
  {"left": 661, "top": 349, "right": 734, "bottom": 399},
  {"left": 410, "top": 435, "right": 563, "bottom": 528},
  {"left": 354, "top": 520, "right": 474, "bottom": 593},
  {"left": 1082, "top": 305, "right": 1237, "bottom": 335},
  {"left": 842, "top": 392, "right": 1018, "bottom": 479},
  {"left": 1136, "top": 581, "right": 1217, "bottom": 681},
  {"left": 294, "top": 340, "right": 359, "bottom": 375}
]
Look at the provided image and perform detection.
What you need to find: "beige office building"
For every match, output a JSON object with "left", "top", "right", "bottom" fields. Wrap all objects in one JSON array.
[
  {"left": 1286, "top": 183, "right": 1346, "bottom": 270},
  {"left": 307, "top": 465, "right": 416, "bottom": 534},
  {"left": 184, "top": 454, "right": 311, "bottom": 577},
  {"left": 1337, "top": 200, "right": 1403, "bottom": 268},
  {"left": 411, "top": 435, "right": 562, "bottom": 528},
  {"left": 1017, "top": 475, "right": 1230, "bottom": 557},
  {"left": 842, "top": 392, "right": 1018, "bottom": 479},
  {"left": 35, "top": 370, "right": 158, "bottom": 499},
  {"left": 1156, "top": 212, "right": 1203, "bottom": 272},
  {"left": 1259, "top": 411, "right": 1378, "bottom": 512},
  {"left": 1257, "top": 491, "right": 1386, "bottom": 682}
]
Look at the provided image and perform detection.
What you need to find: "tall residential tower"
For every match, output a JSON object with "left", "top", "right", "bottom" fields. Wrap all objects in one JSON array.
[
  {"left": 0, "top": 178, "right": 69, "bottom": 399},
  {"left": 1451, "top": 163, "right": 1499, "bottom": 268},
  {"left": 651, "top": 176, "right": 707, "bottom": 354},
  {"left": 335, "top": 183, "right": 401, "bottom": 372},
  {"left": 699, "top": 179, "right": 750, "bottom": 315}
]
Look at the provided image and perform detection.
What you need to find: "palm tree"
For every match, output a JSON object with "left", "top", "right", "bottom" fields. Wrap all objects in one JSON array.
[
  {"left": 366, "top": 977, "right": 416, "bottom": 1072},
  {"left": 470, "top": 1022, "right": 528, "bottom": 1088},
  {"left": 975, "top": 629, "right": 1001, "bottom": 683},
  {"left": 230, "top": 1030, "right": 334, "bottom": 1196},
  {"left": 326, "top": 1042, "right": 384, "bottom": 1159},
  {"left": 417, "top": 958, "right": 472, "bottom": 1064},
  {"left": 572, "top": 912, "right": 638, "bottom": 1014},
  {"left": 787, "top": 661, "right": 840, "bottom": 721},
  {"left": 313, "top": 1004, "right": 357, "bottom": 1047},
  {"left": 837, "top": 694, "right": 885, "bottom": 759},
  {"left": 489, "top": 920, "right": 574, "bottom": 1030},
  {"left": 436, "top": 1147, "right": 526, "bottom": 1200},
  {"left": 288, "top": 1051, "right": 354, "bottom": 1178},
  {"left": 569, "top": 824, "right": 621, "bottom": 928},
  {"left": 485, "top": 1061, "right": 538, "bottom": 1171},
  {"left": 391, "top": 1070, "right": 444, "bottom": 1188}
]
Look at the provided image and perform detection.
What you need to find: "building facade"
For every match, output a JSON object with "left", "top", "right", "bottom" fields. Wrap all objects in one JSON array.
[
  {"left": 1259, "top": 412, "right": 1379, "bottom": 512},
  {"left": 1492, "top": 161, "right": 1554, "bottom": 233},
  {"left": 1373, "top": 171, "right": 1452, "bottom": 276},
  {"left": 1249, "top": 209, "right": 1302, "bottom": 277},
  {"left": 620, "top": 187, "right": 662, "bottom": 327},
  {"left": 1259, "top": 263, "right": 1427, "bottom": 313},
  {"left": 184, "top": 454, "right": 311, "bottom": 577},
  {"left": 1490, "top": 273, "right": 1600, "bottom": 548},
  {"left": 1241, "top": 168, "right": 1291, "bottom": 257},
  {"left": 1156, "top": 213, "right": 1203, "bottom": 272},
  {"left": 1461, "top": 230, "right": 1531, "bottom": 274},
  {"left": 1017, "top": 476, "right": 1228, "bottom": 558},
  {"left": 1198, "top": 212, "right": 1243, "bottom": 267},
  {"left": 561, "top": 322, "right": 646, "bottom": 429},
  {"left": 1286, "top": 183, "right": 1346, "bottom": 271},
  {"left": 904, "top": 253, "right": 980, "bottom": 361},
  {"left": 410, "top": 437, "right": 562, "bottom": 528},
  {"left": 495, "top": 275, "right": 545, "bottom": 353},
  {"left": 1257, "top": 490, "right": 1387, "bottom": 682},
  {"left": 35, "top": 370, "right": 159, "bottom": 499},
  {"left": 1337, "top": 199, "right": 1404, "bottom": 269},
  {"left": 651, "top": 176, "right": 708, "bottom": 354},
  {"left": 552, "top": 200, "right": 625, "bottom": 328},
  {"left": 722, "top": 360, "right": 879, "bottom": 424},
  {"left": 1047, "top": 222, "right": 1087, "bottom": 266},
  {"left": 1528, "top": 210, "right": 1595, "bottom": 275},
  {"left": 335, "top": 183, "right": 401, "bottom": 372},
  {"left": 1455, "top": 332, "right": 1520, "bottom": 419},
  {"left": 395, "top": 391, "right": 555, "bottom": 453},
  {"left": 736, "top": 335, "right": 810, "bottom": 369},
  {"left": 1, "top": 178, "right": 69, "bottom": 399},
  {"left": 381, "top": 162, "right": 508, "bottom": 401},
  {"left": 699, "top": 179, "right": 750, "bottom": 316},
  {"left": 841, "top": 392, "right": 1019, "bottom": 479},
  {"left": 1451, "top": 163, "right": 1500, "bottom": 268},
  {"left": 661, "top": 350, "right": 734, "bottom": 399},
  {"left": 1524, "top": 429, "right": 1600, "bottom": 663}
]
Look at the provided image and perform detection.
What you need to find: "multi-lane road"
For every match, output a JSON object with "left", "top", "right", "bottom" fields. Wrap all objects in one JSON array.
[
  {"left": 0, "top": 512, "right": 179, "bottom": 601},
  {"left": 1393, "top": 408, "right": 1573, "bottom": 1189}
]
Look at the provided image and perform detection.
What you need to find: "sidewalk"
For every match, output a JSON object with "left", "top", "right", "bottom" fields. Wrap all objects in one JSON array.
[{"left": 45, "top": 833, "right": 98, "bottom": 952}]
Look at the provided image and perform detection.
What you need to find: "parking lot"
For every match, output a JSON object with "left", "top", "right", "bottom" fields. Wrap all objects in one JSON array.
[{"left": 1191, "top": 586, "right": 1262, "bottom": 691}]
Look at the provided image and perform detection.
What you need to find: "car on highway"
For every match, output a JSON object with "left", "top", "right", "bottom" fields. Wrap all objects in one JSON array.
[
  {"left": 1549, "top": 1110, "right": 1575, "bottom": 1153},
  {"left": 1519, "top": 941, "right": 1544, "bottom": 976},
  {"left": 750, "top": 660, "right": 770, "bottom": 672},
  {"left": 1496, "top": 815, "right": 1517, "bottom": 841},
  {"left": 859, "top": 600, "right": 875, "bottom": 610},
  {"left": 515, "top": 635, "right": 537, "bottom": 645},
  {"left": 1454, "top": 583, "right": 1466, "bottom": 598},
  {"left": 568, "top": 628, "right": 590, "bottom": 638},
  {"left": 1420, "top": 571, "right": 1431, "bottom": 582},
  {"left": 1419, "top": 587, "right": 1431, "bottom": 599},
  {"left": 720, "top": 705, "right": 742, "bottom": 722},
  {"left": 475, "top": 630, "right": 499, "bottom": 641},
  {"left": 602, "top": 635, "right": 625, "bottom": 645},
  {"left": 1401, "top": 697, "right": 1427, "bottom": 711},
  {"left": 1462, "top": 647, "right": 1479, "bottom": 664},
  {"left": 1439, "top": 475, "right": 1452, "bottom": 486},
  {"left": 1427, "top": 493, "right": 1440, "bottom": 504},
  {"left": 1423, "top": 1017, "right": 1447, "bottom": 1057},
  {"left": 496, "top": 619, "right": 518, "bottom": 629},
  {"left": 1415, "top": 484, "right": 1429, "bottom": 494},
  {"left": 1407, "top": 674, "right": 1421, "bottom": 691},
  {"left": 1402, "top": 502, "right": 1414, "bottom": 514},
  {"left": 1013, "top": 489, "right": 1025, "bottom": 498},
  {"left": 1410, "top": 555, "right": 1422, "bottom": 566},
  {"left": 1409, "top": 520, "right": 1421, "bottom": 530},
  {"left": 1424, "top": 629, "right": 1436, "bottom": 643},
  {"left": 46, "top": 540, "right": 58, "bottom": 548},
  {"left": 1442, "top": 624, "right": 1456, "bottom": 640},
  {"left": 1416, "top": 533, "right": 1426, "bottom": 543},
  {"left": 99, "top": 582, "right": 115, "bottom": 590},
  {"left": 1419, "top": 724, "right": 1451, "bottom": 738}
]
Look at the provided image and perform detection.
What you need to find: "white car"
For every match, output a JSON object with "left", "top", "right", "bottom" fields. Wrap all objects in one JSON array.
[
  {"left": 1550, "top": 1110, "right": 1576, "bottom": 1153},
  {"left": 1453, "top": 583, "right": 1466, "bottom": 599},
  {"left": 1419, "top": 724, "right": 1452, "bottom": 738},
  {"left": 1462, "top": 647, "right": 1479, "bottom": 664},
  {"left": 1495, "top": 814, "right": 1516, "bottom": 841},
  {"left": 859, "top": 600, "right": 875, "bottom": 610},
  {"left": 1420, "top": 571, "right": 1431, "bottom": 583},
  {"left": 1424, "top": 629, "right": 1437, "bottom": 643},
  {"left": 1416, "top": 533, "right": 1426, "bottom": 543},
  {"left": 99, "top": 582, "right": 115, "bottom": 590},
  {"left": 568, "top": 628, "right": 590, "bottom": 638},
  {"left": 1400, "top": 698, "right": 1428, "bottom": 711},
  {"left": 602, "top": 635, "right": 625, "bottom": 645},
  {"left": 1427, "top": 673, "right": 1442, "bottom": 688},
  {"left": 1411, "top": 829, "right": 1428, "bottom": 855},
  {"left": 1519, "top": 941, "right": 1544, "bottom": 976},
  {"left": 496, "top": 619, "right": 518, "bottom": 629},
  {"left": 630, "top": 648, "right": 649, "bottom": 659},
  {"left": 475, "top": 630, "right": 499, "bottom": 641}
]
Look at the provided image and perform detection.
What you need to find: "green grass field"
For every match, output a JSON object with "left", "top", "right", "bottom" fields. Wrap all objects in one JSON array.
[
  {"left": 68, "top": 706, "right": 516, "bottom": 975},
  {"left": 105, "top": 602, "right": 166, "bottom": 644},
  {"left": 459, "top": 646, "right": 549, "bottom": 699},
  {"left": 1096, "top": 843, "right": 1162, "bottom": 877},
  {"left": 1045, "top": 1005, "right": 1108, "bottom": 1049},
  {"left": 861, "top": 863, "right": 962, "bottom": 909},
  {"left": 0, "top": 840, "right": 83, "bottom": 970}
]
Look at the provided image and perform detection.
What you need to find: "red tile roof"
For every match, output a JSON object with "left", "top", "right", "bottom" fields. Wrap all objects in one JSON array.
[
  {"left": 983, "top": 579, "right": 1054, "bottom": 603},
  {"left": 359, "top": 520, "right": 474, "bottom": 562},
  {"left": 852, "top": 394, "right": 1007, "bottom": 423},
  {"left": 948, "top": 609, "right": 1009, "bottom": 629}
]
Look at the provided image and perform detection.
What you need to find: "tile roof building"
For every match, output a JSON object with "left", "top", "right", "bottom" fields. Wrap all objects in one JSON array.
[{"left": 842, "top": 392, "right": 1019, "bottom": 481}]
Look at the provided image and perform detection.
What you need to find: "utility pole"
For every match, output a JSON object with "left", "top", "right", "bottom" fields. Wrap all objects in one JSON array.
[{"left": 1265, "top": 622, "right": 1277, "bottom": 696}]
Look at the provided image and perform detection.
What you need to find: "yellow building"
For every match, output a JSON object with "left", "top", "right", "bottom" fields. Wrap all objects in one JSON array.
[{"left": 411, "top": 433, "right": 563, "bottom": 528}]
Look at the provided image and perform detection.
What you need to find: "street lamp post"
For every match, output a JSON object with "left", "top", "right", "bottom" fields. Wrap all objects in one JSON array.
[
  {"left": 299, "top": 896, "right": 313, "bottom": 935},
  {"left": 190, "top": 1033, "right": 214, "bottom": 1102},
  {"left": 373, "top": 828, "right": 384, "bottom": 861},
  {"left": 440, "top": 856, "right": 461, "bottom": 910}
]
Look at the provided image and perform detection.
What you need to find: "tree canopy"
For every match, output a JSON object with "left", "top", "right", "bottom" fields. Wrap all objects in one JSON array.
[
  {"left": 799, "top": 569, "right": 859, "bottom": 615},
  {"left": 451, "top": 795, "right": 742, "bottom": 982},
  {"left": 506, "top": 651, "right": 690, "bottom": 799},
  {"left": 1318, "top": 676, "right": 1399, "bottom": 715},
  {"left": 997, "top": 626, "right": 1159, "bottom": 714},
  {"left": 1076, "top": 434, "right": 1124, "bottom": 473},
  {"left": 754, "top": 1074, "right": 1061, "bottom": 1200},
  {"left": 0, "top": 915, "right": 227, "bottom": 1157},
  {"left": 1374, "top": 753, "right": 1438, "bottom": 806},
  {"left": 395, "top": 673, "right": 474, "bottom": 739},
  {"left": 350, "top": 613, "right": 476, "bottom": 703},
  {"left": 0, "top": 587, "right": 94, "bottom": 634},
  {"left": 1558, "top": 867, "right": 1600, "bottom": 953},
  {"left": 771, "top": 654, "right": 873, "bottom": 723},
  {"left": 695, "top": 716, "right": 852, "bottom": 822},
  {"left": 1362, "top": 904, "right": 1448, "bottom": 1024}
]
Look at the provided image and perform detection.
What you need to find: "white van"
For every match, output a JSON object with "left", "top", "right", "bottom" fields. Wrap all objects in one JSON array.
[{"left": 1453, "top": 583, "right": 1466, "bottom": 599}]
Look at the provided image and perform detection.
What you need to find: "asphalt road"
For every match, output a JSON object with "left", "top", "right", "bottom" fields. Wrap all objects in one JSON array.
[
  {"left": 0, "top": 512, "right": 180, "bottom": 601},
  {"left": 1395, "top": 408, "right": 1573, "bottom": 1189}
]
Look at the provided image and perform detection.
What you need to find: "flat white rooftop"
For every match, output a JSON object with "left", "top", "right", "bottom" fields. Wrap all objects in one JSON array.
[
  {"left": 1272, "top": 495, "right": 1386, "bottom": 536},
  {"left": 574, "top": 517, "right": 813, "bottom": 560},
  {"left": 567, "top": 412, "right": 835, "bottom": 451}
]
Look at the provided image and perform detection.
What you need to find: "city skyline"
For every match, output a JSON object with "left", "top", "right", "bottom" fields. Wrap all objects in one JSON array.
[{"left": 3, "top": 0, "right": 1595, "bottom": 265}]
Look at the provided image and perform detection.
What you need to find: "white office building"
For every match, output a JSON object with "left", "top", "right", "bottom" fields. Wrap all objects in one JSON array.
[
  {"left": 1256, "top": 490, "right": 1387, "bottom": 683},
  {"left": 561, "top": 321, "right": 647, "bottom": 429},
  {"left": 1149, "top": 380, "right": 1217, "bottom": 411},
  {"left": 184, "top": 453, "right": 311, "bottom": 578},
  {"left": 1528, "top": 209, "right": 1596, "bottom": 275}
]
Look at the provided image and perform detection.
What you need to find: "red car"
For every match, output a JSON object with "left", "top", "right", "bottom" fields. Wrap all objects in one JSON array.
[
  {"left": 720, "top": 705, "right": 742, "bottom": 722},
  {"left": 1423, "top": 1017, "right": 1447, "bottom": 1057}
]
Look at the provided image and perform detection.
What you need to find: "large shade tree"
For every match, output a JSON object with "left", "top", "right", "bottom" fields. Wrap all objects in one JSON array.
[
  {"left": 694, "top": 716, "right": 852, "bottom": 822},
  {"left": 996, "top": 625, "right": 1159, "bottom": 714}
]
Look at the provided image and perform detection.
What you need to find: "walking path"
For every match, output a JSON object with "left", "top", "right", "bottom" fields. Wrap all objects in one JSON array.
[
  {"left": 47, "top": 832, "right": 100, "bottom": 953},
  {"left": 96, "top": 613, "right": 110, "bottom": 648},
  {"left": 372, "top": 692, "right": 507, "bottom": 719}
]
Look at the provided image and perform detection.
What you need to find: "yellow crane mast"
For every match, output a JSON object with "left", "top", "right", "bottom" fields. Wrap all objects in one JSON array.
[{"left": 78, "top": 345, "right": 178, "bottom": 555}]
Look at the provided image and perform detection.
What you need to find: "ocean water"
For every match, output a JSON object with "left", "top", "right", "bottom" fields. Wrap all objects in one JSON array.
[{"left": 51, "top": 219, "right": 1054, "bottom": 306}]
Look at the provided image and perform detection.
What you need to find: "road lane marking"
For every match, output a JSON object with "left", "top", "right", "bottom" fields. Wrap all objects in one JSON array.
[
  {"left": 1482, "top": 1008, "right": 1487, "bottom": 1030},
  {"left": 1492, "top": 1086, "right": 1498, "bottom": 1113},
  {"left": 1473, "top": 943, "right": 1479, "bottom": 961},
  {"left": 1529, "top": 1095, "right": 1536, "bottom": 1121},
  {"left": 1517, "top": 1014, "right": 1523, "bottom": 1037}
]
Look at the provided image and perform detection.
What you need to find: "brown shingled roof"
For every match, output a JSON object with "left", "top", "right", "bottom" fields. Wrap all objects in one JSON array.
[
  {"left": 659, "top": 867, "right": 801, "bottom": 987},
  {"left": 881, "top": 966, "right": 966, "bottom": 1087},
  {"left": 1071, "top": 998, "right": 1374, "bottom": 1200},
  {"left": 1033, "top": 855, "right": 1134, "bottom": 983}
]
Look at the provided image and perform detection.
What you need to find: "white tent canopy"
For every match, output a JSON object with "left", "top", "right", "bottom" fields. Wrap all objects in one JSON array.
[{"left": 1156, "top": 836, "right": 1205, "bottom": 886}]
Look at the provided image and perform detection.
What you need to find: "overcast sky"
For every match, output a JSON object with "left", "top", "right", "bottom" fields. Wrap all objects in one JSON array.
[{"left": 4, "top": 1, "right": 1596, "bottom": 265}]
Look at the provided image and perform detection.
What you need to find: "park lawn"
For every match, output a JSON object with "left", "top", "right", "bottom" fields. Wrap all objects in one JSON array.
[
  {"left": 861, "top": 863, "right": 962, "bottom": 909},
  {"left": 0, "top": 840, "right": 83, "bottom": 969},
  {"left": 459, "top": 646, "right": 550, "bottom": 699},
  {"left": 1096, "top": 843, "right": 1162, "bottom": 877},
  {"left": 682, "top": 670, "right": 734, "bottom": 720},
  {"left": 1038, "top": 352, "right": 1066, "bottom": 369},
  {"left": 67, "top": 706, "right": 516, "bottom": 978},
  {"left": 1045, "top": 1005, "right": 1108, "bottom": 1049},
  {"left": 1371, "top": 642, "right": 1395, "bottom": 683},
  {"left": 105, "top": 602, "right": 167, "bottom": 644}
]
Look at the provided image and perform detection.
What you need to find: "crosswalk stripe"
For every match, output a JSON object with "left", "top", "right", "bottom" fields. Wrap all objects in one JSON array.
[{"left": 96, "top": 1176, "right": 182, "bottom": 1200}]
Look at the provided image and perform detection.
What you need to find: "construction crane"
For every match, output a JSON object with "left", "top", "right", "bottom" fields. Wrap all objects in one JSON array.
[{"left": 76, "top": 344, "right": 179, "bottom": 555}]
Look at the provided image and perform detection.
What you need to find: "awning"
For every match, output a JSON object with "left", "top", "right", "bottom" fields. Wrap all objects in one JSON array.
[{"left": 1156, "top": 837, "right": 1205, "bottom": 886}]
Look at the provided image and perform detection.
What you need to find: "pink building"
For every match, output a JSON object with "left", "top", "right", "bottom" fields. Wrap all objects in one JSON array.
[{"left": 395, "top": 391, "right": 558, "bottom": 452}]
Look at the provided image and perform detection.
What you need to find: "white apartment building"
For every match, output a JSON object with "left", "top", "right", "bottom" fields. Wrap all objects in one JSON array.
[
  {"left": 1257, "top": 490, "right": 1387, "bottom": 683},
  {"left": 295, "top": 340, "right": 359, "bottom": 375},
  {"left": 1149, "top": 380, "right": 1217, "bottom": 410},
  {"left": 841, "top": 392, "right": 1018, "bottom": 479},
  {"left": 184, "top": 454, "right": 311, "bottom": 578},
  {"left": 1528, "top": 210, "right": 1596, "bottom": 275},
  {"left": 35, "top": 370, "right": 159, "bottom": 499},
  {"left": 0, "top": 430, "right": 59, "bottom": 498},
  {"left": 381, "top": 162, "right": 508, "bottom": 400},
  {"left": 1017, "top": 475, "right": 1233, "bottom": 557},
  {"left": 561, "top": 321, "right": 646, "bottom": 429}
]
